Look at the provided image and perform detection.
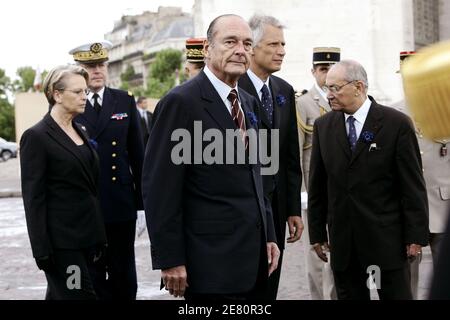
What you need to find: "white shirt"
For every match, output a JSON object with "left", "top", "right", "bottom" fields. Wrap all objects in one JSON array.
[
  {"left": 138, "top": 108, "right": 147, "bottom": 121},
  {"left": 247, "top": 69, "right": 271, "bottom": 101},
  {"left": 88, "top": 87, "right": 105, "bottom": 108},
  {"left": 344, "top": 97, "right": 371, "bottom": 139},
  {"left": 203, "top": 65, "right": 245, "bottom": 117},
  {"left": 314, "top": 81, "right": 328, "bottom": 101}
]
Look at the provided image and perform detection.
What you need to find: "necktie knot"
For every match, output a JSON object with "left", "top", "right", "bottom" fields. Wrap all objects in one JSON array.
[
  {"left": 227, "top": 89, "right": 238, "bottom": 103},
  {"left": 261, "top": 84, "right": 273, "bottom": 126}
]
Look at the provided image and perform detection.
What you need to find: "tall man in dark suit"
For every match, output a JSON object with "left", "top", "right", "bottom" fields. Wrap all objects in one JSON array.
[
  {"left": 238, "top": 14, "right": 302, "bottom": 300},
  {"left": 69, "top": 40, "right": 145, "bottom": 300},
  {"left": 136, "top": 96, "right": 152, "bottom": 146},
  {"left": 308, "top": 60, "right": 429, "bottom": 300},
  {"left": 142, "top": 14, "right": 280, "bottom": 300}
]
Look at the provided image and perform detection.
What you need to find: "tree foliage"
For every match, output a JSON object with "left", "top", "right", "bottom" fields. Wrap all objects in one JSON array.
[
  {"left": 146, "top": 49, "right": 182, "bottom": 98},
  {"left": 15, "top": 66, "right": 36, "bottom": 92}
]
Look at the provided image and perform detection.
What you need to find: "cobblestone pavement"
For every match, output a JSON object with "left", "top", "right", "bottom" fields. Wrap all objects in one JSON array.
[{"left": 0, "top": 158, "right": 433, "bottom": 300}]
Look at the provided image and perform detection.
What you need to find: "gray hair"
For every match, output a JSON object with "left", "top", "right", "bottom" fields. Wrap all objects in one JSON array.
[
  {"left": 334, "top": 59, "right": 369, "bottom": 89},
  {"left": 43, "top": 64, "right": 89, "bottom": 106},
  {"left": 248, "top": 14, "right": 285, "bottom": 47}
]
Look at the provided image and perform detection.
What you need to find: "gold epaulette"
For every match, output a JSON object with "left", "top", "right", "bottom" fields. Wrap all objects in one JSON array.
[
  {"left": 296, "top": 110, "right": 313, "bottom": 134},
  {"left": 319, "top": 106, "right": 328, "bottom": 116},
  {"left": 303, "top": 143, "right": 312, "bottom": 150},
  {"left": 128, "top": 91, "right": 133, "bottom": 96}
]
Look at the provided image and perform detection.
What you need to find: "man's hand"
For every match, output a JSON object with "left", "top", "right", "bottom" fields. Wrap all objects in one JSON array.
[
  {"left": 161, "top": 265, "right": 188, "bottom": 298},
  {"left": 312, "top": 242, "right": 330, "bottom": 262},
  {"left": 406, "top": 244, "right": 422, "bottom": 261},
  {"left": 267, "top": 242, "right": 280, "bottom": 276},
  {"left": 287, "top": 216, "right": 304, "bottom": 243}
]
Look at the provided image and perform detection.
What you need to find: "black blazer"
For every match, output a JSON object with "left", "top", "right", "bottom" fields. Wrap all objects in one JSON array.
[
  {"left": 308, "top": 97, "right": 429, "bottom": 271},
  {"left": 142, "top": 71, "right": 276, "bottom": 294},
  {"left": 20, "top": 113, "right": 107, "bottom": 259},
  {"left": 239, "top": 73, "right": 302, "bottom": 249},
  {"left": 75, "top": 87, "right": 145, "bottom": 223}
]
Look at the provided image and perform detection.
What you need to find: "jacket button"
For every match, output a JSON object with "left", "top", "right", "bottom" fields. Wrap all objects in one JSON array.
[
  {"left": 112, "top": 153, "right": 117, "bottom": 157},
  {"left": 112, "top": 141, "right": 117, "bottom": 146},
  {"left": 420, "top": 151, "right": 424, "bottom": 155},
  {"left": 112, "top": 166, "right": 117, "bottom": 170},
  {"left": 112, "top": 177, "right": 117, "bottom": 181}
]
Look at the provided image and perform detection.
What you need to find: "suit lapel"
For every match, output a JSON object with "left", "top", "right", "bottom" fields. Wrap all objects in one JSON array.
[
  {"left": 239, "top": 73, "right": 271, "bottom": 129},
  {"left": 44, "top": 114, "right": 96, "bottom": 190},
  {"left": 94, "top": 87, "right": 116, "bottom": 138},
  {"left": 333, "top": 112, "right": 352, "bottom": 160},
  {"left": 198, "top": 72, "right": 237, "bottom": 132},
  {"left": 350, "top": 101, "right": 383, "bottom": 164},
  {"left": 74, "top": 122, "right": 99, "bottom": 190},
  {"left": 270, "top": 77, "right": 281, "bottom": 129}
]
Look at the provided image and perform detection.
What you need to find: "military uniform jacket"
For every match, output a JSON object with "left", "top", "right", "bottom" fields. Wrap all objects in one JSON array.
[
  {"left": 75, "top": 87, "right": 145, "bottom": 223},
  {"left": 393, "top": 101, "right": 450, "bottom": 233},
  {"left": 296, "top": 85, "right": 331, "bottom": 190}
]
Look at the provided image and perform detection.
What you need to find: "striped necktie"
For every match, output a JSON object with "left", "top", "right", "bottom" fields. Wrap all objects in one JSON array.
[{"left": 227, "top": 89, "right": 247, "bottom": 148}]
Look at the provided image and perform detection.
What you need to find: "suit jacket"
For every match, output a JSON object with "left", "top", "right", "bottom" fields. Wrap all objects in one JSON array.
[
  {"left": 308, "top": 97, "right": 429, "bottom": 271},
  {"left": 139, "top": 110, "right": 153, "bottom": 146},
  {"left": 142, "top": 71, "right": 276, "bottom": 294},
  {"left": 75, "top": 87, "right": 145, "bottom": 223},
  {"left": 296, "top": 85, "right": 331, "bottom": 190},
  {"left": 239, "top": 73, "right": 302, "bottom": 249},
  {"left": 392, "top": 101, "right": 450, "bottom": 233},
  {"left": 20, "top": 113, "right": 107, "bottom": 259}
]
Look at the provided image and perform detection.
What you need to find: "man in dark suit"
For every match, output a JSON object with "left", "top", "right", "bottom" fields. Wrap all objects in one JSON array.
[
  {"left": 142, "top": 14, "right": 280, "bottom": 300},
  {"left": 308, "top": 59, "right": 429, "bottom": 300},
  {"left": 69, "top": 40, "right": 145, "bottom": 300},
  {"left": 136, "top": 96, "right": 152, "bottom": 146},
  {"left": 238, "top": 14, "right": 302, "bottom": 300}
]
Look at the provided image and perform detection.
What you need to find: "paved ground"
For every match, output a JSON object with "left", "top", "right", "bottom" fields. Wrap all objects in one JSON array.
[{"left": 0, "top": 158, "right": 433, "bottom": 300}]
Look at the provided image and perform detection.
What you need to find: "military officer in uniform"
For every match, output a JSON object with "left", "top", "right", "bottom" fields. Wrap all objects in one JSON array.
[
  {"left": 69, "top": 40, "right": 145, "bottom": 300},
  {"left": 184, "top": 38, "right": 205, "bottom": 79},
  {"left": 295, "top": 47, "right": 340, "bottom": 300},
  {"left": 394, "top": 51, "right": 450, "bottom": 299}
]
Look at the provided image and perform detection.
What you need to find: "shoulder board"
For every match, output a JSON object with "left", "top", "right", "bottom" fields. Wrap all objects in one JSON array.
[{"left": 128, "top": 91, "right": 133, "bottom": 96}]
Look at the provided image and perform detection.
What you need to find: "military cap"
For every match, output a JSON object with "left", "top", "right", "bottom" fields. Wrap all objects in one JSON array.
[
  {"left": 313, "top": 47, "right": 341, "bottom": 65},
  {"left": 401, "top": 41, "right": 450, "bottom": 139},
  {"left": 69, "top": 40, "right": 113, "bottom": 64},
  {"left": 396, "top": 51, "right": 416, "bottom": 73},
  {"left": 185, "top": 38, "right": 206, "bottom": 63}
]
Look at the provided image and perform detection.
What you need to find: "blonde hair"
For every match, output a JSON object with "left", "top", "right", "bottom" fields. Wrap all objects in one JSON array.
[{"left": 43, "top": 64, "right": 89, "bottom": 106}]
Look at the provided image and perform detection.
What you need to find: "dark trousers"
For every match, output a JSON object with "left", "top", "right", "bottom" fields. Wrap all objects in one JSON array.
[
  {"left": 44, "top": 248, "right": 98, "bottom": 300},
  {"left": 91, "top": 220, "right": 137, "bottom": 300},
  {"left": 185, "top": 228, "right": 268, "bottom": 301},
  {"left": 332, "top": 245, "right": 412, "bottom": 300}
]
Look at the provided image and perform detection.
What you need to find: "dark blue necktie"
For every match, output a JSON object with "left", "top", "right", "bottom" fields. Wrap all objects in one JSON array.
[
  {"left": 261, "top": 84, "right": 273, "bottom": 127},
  {"left": 347, "top": 116, "right": 357, "bottom": 151}
]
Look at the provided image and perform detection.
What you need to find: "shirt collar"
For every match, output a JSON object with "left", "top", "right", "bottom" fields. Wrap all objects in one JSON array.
[
  {"left": 203, "top": 65, "right": 240, "bottom": 103},
  {"left": 314, "top": 81, "right": 328, "bottom": 101},
  {"left": 344, "top": 96, "right": 371, "bottom": 124},
  {"left": 88, "top": 87, "right": 105, "bottom": 104},
  {"left": 247, "top": 69, "right": 270, "bottom": 97}
]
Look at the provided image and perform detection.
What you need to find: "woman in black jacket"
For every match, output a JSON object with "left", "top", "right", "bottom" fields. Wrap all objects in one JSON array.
[{"left": 20, "top": 65, "right": 106, "bottom": 299}]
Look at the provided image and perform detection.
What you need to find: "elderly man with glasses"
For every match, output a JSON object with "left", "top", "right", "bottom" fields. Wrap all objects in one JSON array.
[{"left": 307, "top": 59, "right": 428, "bottom": 300}]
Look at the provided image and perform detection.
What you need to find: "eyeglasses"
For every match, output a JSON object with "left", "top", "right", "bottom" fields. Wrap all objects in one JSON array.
[
  {"left": 323, "top": 81, "right": 355, "bottom": 94},
  {"left": 59, "top": 88, "right": 90, "bottom": 96}
]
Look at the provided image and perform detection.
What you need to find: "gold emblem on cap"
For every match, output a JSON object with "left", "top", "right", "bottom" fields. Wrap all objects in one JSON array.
[
  {"left": 90, "top": 43, "right": 103, "bottom": 53},
  {"left": 327, "top": 54, "right": 331, "bottom": 59}
]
